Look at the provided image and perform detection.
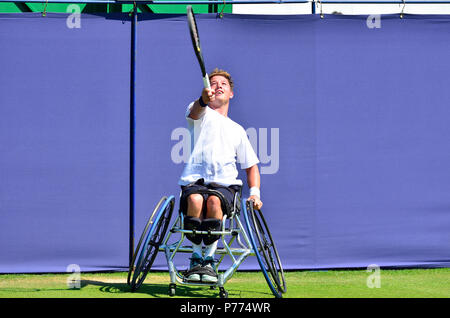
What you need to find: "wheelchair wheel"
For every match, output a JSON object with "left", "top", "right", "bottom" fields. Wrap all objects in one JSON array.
[
  {"left": 129, "top": 195, "right": 175, "bottom": 292},
  {"left": 243, "top": 200, "right": 286, "bottom": 298},
  {"left": 127, "top": 196, "right": 168, "bottom": 286}
]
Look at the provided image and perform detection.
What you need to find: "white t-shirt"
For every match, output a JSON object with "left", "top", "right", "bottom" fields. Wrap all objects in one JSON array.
[{"left": 178, "top": 102, "right": 259, "bottom": 187}]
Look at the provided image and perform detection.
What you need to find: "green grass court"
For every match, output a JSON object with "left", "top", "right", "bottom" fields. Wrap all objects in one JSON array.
[{"left": 0, "top": 268, "right": 449, "bottom": 298}]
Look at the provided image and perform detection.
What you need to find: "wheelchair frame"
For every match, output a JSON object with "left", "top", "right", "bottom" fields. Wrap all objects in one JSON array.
[
  {"left": 162, "top": 190, "right": 254, "bottom": 298},
  {"left": 128, "top": 190, "right": 286, "bottom": 298}
]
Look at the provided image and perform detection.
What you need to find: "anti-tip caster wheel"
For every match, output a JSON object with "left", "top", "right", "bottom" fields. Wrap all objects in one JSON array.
[
  {"left": 219, "top": 287, "right": 228, "bottom": 298},
  {"left": 168, "top": 283, "right": 176, "bottom": 297}
]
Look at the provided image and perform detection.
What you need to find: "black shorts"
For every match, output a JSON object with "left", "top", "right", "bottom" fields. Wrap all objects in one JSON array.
[{"left": 180, "top": 178, "right": 241, "bottom": 217}]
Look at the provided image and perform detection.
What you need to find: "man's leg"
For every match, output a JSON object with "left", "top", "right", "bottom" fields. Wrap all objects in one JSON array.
[
  {"left": 186, "top": 193, "right": 204, "bottom": 254},
  {"left": 204, "top": 196, "right": 223, "bottom": 258},
  {"left": 187, "top": 193, "right": 204, "bottom": 219},
  {"left": 201, "top": 196, "right": 223, "bottom": 283},
  {"left": 184, "top": 193, "right": 204, "bottom": 282},
  {"left": 205, "top": 195, "right": 223, "bottom": 219}
]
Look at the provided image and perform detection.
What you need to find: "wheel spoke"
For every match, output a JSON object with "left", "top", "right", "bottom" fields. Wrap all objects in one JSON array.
[
  {"left": 129, "top": 196, "right": 175, "bottom": 292},
  {"left": 244, "top": 201, "right": 286, "bottom": 297}
]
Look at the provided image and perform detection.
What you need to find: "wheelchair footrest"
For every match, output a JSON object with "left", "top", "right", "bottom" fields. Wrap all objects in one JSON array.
[{"left": 164, "top": 245, "right": 250, "bottom": 256}]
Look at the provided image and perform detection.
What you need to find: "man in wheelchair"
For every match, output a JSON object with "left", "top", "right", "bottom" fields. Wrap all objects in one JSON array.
[{"left": 178, "top": 68, "right": 263, "bottom": 283}]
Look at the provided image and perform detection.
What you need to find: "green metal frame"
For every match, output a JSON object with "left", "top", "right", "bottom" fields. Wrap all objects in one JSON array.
[{"left": 0, "top": 2, "right": 232, "bottom": 14}]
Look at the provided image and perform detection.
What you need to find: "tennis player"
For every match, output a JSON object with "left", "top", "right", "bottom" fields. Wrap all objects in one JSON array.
[{"left": 179, "top": 68, "right": 262, "bottom": 283}]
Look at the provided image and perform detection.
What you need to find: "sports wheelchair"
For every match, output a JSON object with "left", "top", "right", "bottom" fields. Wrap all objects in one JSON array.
[{"left": 127, "top": 188, "right": 286, "bottom": 298}]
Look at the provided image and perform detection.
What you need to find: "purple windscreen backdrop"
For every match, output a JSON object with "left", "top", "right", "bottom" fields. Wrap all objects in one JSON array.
[
  {"left": 136, "top": 14, "right": 450, "bottom": 270},
  {"left": 0, "top": 13, "right": 130, "bottom": 273},
  {"left": 0, "top": 13, "right": 449, "bottom": 273}
]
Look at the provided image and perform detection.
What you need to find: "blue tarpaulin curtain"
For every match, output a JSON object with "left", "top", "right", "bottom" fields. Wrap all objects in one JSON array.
[{"left": 0, "top": 13, "right": 449, "bottom": 273}]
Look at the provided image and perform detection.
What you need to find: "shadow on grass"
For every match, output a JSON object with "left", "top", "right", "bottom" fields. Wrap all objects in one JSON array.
[
  {"left": 80, "top": 280, "right": 222, "bottom": 298},
  {"left": 80, "top": 280, "right": 271, "bottom": 298}
]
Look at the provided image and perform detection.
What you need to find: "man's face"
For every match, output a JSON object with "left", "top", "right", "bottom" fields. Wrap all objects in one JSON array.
[{"left": 210, "top": 75, "right": 234, "bottom": 104}]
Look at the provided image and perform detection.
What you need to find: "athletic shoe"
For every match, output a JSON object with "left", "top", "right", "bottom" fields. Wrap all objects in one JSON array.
[
  {"left": 201, "top": 256, "right": 218, "bottom": 283},
  {"left": 185, "top": 252, "right": 203, "bottom": 282}
]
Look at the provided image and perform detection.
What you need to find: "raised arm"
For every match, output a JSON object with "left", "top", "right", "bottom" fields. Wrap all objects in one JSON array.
[{"left": 188, "top": 88, "right": 215, "bottom": 120}]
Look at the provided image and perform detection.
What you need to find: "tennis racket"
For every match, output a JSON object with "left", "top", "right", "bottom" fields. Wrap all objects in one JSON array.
[{"left": 187, "top": 5, "right": 210, "bottom": 89}]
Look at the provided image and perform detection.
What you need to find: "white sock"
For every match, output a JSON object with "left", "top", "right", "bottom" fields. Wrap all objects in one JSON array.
[
  {"left": 192, "top": 243, "right": 203, "bottom": 257},
  {"left": 204, "top": 241, "right": 218, "bottom": 259}
]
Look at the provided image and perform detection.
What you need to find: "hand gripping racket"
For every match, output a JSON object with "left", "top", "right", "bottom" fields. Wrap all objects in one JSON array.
[{"left": 187, "top": 5, "right": 210, "bottom": 89}]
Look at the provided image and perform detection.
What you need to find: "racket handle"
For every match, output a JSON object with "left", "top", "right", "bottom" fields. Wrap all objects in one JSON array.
[{"left": 203, "top": 74, "right": 210, "bottom": 89}]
